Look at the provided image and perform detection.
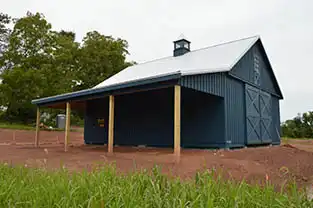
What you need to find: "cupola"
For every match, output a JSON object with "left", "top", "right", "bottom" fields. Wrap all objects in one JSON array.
[{"left": 173, "top": 34, "right": 191, "bottom": 57}]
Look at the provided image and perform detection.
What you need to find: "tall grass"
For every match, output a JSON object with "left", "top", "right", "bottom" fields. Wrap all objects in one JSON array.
[{"left": 0, "top": 164, "right": 311, "bottom": 207}]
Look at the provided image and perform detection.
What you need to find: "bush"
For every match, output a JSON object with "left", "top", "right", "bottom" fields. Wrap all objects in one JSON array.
[{"left": 37, "top": 108, "right": 84, "bottom": 128}]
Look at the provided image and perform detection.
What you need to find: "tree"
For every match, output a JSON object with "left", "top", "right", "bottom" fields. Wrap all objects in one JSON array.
[
  {"left": 0, "top": 12, "right": 134, "bottom": 124},
  {"left": 281, "top": 111, "right": 313, "bottom": 138},
  {"left": 301, "top": 111, "right": 313, "bottom": 137},
  {"left": 0, "top": 12, "right": 78, "bottom": 122},
  {"left": 0, "top": 12, "right": 11, "bottom": 71},
  {"left": 74, "top": 31, "right": 132, "bottom": 90},
  {"left": 40, "top": 30, "right": 79, "bottom": 97}
]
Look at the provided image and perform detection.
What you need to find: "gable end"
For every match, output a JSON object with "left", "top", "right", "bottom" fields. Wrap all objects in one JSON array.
[{"left": 229, "top": 40, "right": 283, "bottom": 99}]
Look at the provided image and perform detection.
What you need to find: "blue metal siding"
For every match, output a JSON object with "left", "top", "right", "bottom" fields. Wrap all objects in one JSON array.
[
  {"left": 271, "top": 97, "right": 281, "bottom": 144},
  {"left": 84, "top": 75, "right": 281, "bottom": 148},
  {"left": 225, "top": 77, "right": 246, "bottom": 147},
  {"left": 84, "top": 88, "right": 174, "bottom": 146},
  {"left": 230, "top": 41, "right": 281, "bottom": 97},
  {"left": 181, "top": 73, "right": 246, "bottom": 148},
  {"left": 228, "top": 40, "right": 282, "bottom": 146},
  {"left": 181, "top": 88, "right": 225, "bottom": 148},
  {"left": 179, "top": 73, "right": 226, "bottom": 97},
  {"left": 84, "top": 98, "right": 108, "bottom": 144},
  {"left": 84, "top": 86, "right": 226, "bottom": 148},
  {"left": 176, "top": 70, "right": 280, "bottom": 148},
  {"left": 114, "top": 88, "right": 174, "bottom": 146}
]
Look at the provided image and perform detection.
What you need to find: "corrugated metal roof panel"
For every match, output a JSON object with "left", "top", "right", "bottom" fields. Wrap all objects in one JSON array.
[{"left": 94, "top": 36, "right": 259, "bottom": 89}]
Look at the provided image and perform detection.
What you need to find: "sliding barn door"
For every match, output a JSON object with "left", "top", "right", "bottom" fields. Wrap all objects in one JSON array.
[
  {"left": 260, "top": 91, "right": 272, "bottom": 143},
  {"left": 245, "top": 84, "right": 272, "bottom": 145}
]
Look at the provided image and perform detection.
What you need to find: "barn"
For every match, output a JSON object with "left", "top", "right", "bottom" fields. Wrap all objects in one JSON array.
[{"left": 32, "top": 35, "right": 283, "bottom": 155}]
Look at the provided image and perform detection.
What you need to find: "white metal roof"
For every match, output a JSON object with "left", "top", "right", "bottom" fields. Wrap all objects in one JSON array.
[{"left": 94, "top": 36, "right": 259, "bottom": 89}]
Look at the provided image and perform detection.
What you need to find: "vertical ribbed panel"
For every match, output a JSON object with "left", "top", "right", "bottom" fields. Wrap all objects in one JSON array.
[
  {"left": 230, "top": 41, "right": 281, "bottom": 97},
  {"left": 224, "top": 76, "right": 246, "bottom": 147},
  {"left": 179, "top": 73, "right": 226, "bottom": 97},
  {"left": 181, "top": 87, "right": 225, "bottom": 148},
  {"left": 85, "top": 88, "right": 175, "bottom": 146},
  {"left": 114, "top": 88, "right": 174, "bottom": 147},
  {"left": 271, "top": 97, "right": 281, "bottom": 144},
  {"left": 84, "top": 98, "right": 108, "bottom": 144}
]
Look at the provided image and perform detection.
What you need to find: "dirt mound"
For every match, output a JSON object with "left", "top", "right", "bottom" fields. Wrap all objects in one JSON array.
[{"left": 282, "top": 143, "right": 297, "bottom": 149}]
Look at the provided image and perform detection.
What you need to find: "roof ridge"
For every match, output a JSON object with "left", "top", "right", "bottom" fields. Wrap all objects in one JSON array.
[
  {"left": 135, "top": 35, "right": 260, "bottom": 66},
  {"left": 190, "top": 35, "right": 260, "bottom": 53},
  {"left": 135, "top": 55, "right": 174, "bottom": 66}
]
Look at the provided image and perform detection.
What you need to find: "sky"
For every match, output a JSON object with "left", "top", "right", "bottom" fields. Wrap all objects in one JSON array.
[{"left": 2, "top": 0, "right": 313, "bottom": 121}]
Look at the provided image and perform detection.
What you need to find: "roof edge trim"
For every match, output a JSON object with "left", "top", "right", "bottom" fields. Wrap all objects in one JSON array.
[
  {"left": 32, "top": 72, "right": 181, "bottom": 105},
  {"left": 181, "top": 67, "right": 229, "bottom": 76},
  {"left": 228, "top": 36, "right": 260, "bottom": 70},
  {"left": 93, "top": 71, "right": 181, "bottom": 89}
]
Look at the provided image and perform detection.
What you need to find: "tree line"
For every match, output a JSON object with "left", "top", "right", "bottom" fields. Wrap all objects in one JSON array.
[
  {"left": 0, "top": 12, "right": 134, "bottom": 125},
  {"left": 281, "top": 111, "right": 313, "bottom": 138}
]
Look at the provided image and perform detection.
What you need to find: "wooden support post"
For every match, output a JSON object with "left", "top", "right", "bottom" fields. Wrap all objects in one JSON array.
[
  {"left": 35, "top": 107, "right": 40, "bottom": 147},
  {"left": 108, "top": 95, "right": 115, "bottom": 154},
  {"left": 64, "top": 102, "right": 71, "bottom": 152},
  {"left": 12, "top": 131, "right": 16, "bottom": 145},
  {"left": 174, "top": 85, "right": 181, "bottom": 159}
]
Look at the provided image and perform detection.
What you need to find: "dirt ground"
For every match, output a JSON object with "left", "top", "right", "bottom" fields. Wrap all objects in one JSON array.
[{"left": 1, "top": 128, "right": 313, "bottom": 189}]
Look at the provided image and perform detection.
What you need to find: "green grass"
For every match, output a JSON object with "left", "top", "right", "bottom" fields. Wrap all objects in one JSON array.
[
  {"left": 0, "top": 164, "right": 311, "bottom": 207},
  {"left": 0, "top": 123, "right": 78, "bottom": 132},
  {"left": 0, "top": 123, "right": 35, "bottom": 131},
  {"left": 282, "top": 137, "right": 313, "bottom": 141}
]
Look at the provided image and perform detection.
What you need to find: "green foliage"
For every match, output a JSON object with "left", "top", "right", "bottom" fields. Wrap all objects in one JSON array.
[
  {"left": 0, "top": 11, "right": 132, "bottom": 123},
  {"left": 0, "top": 12, "right": 75, "bottom": 123},
  {"left": 74, "top": 31, "right": 132, "bottom": 90},
  {"left": 0, "top": 12, "right": 11, "bottom": 64},
  {"left": 0, "top": 122, "right": 35, "bottom": 130},
  {"left": 281, "top": 111, "right": 313, "bottom": 138},
  {"left": 0, "top": 164, "right": 311, "bottom": 207},
  {"left": 40, "top": 108, "right": 84, "bottom": 127}
]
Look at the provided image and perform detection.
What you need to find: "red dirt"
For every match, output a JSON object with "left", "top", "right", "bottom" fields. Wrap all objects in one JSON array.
[{"left": 1, "top": 128, "right": 313, "bottom": 188}]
